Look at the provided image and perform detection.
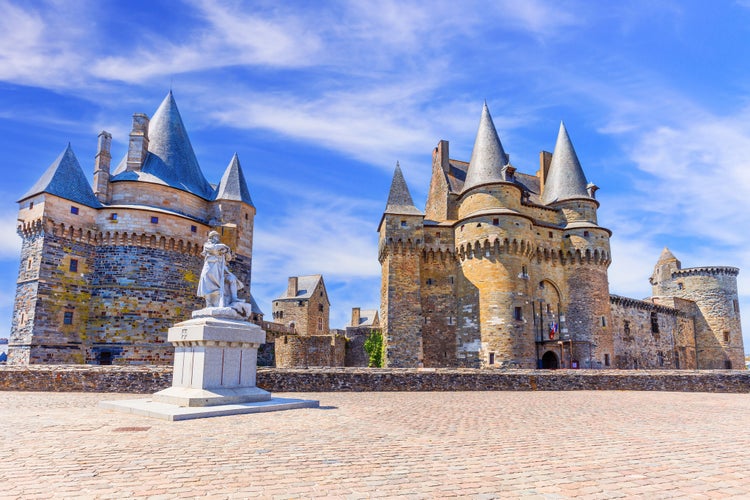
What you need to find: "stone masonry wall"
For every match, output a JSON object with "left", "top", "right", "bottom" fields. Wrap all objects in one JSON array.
[
  {"left": 275, "top": 335, "right": 346, "bottom": 368},
  {"left": 2, "top": 365, "right": 749, "bottom": 394},
  {"left": 610, "top": 296, "right": 691, "bottom": 369}
]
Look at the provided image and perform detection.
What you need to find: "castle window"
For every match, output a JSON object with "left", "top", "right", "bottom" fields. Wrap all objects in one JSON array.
[
  {"left": 63, "top": 311, "right": 73, "bottom": 325},
  {"left": 298, "top": 301, "right": 304, "bottom": 307},
  {"left": 546, "top": 304, "right": 551, "bottom": 314},
  {"left": 548, "top": 231, "right": 553, "bottom": 238},
  {"left": 436, "top": 232, "right": 441, "bottom": 238},
  {"left": 489, "top": 352, "right": 495, "bottom": 365},
  {"left": 723, "top": 331, "right": 730, "bottom": 343},
  {"left": 514, "top": 307, "right": 523, "bottom": 321},
  {"left": 191, "top": 225, "right": 197, "bottom": 233},
  {"left": 318, "top": 304, "right": 324, "bottom": 312},
  {"left": 426, "top": 278, "right": 433, "bottom": 285},
  {"left": 677, "top": 282, "right": 684, "bottom": 290},
  {"left": 151, "top": 217, "right": 159, "bottom": 224},
  {"left": 29, "top": 202, "right": 34, "bottom": 209},
  {"left": 318, "top": 317, "right": 323, "bottom": 331},
  {"left": 601, "top": 316, "right": 607, "bottom": 327},
  {"left": 69, "top": 259, "right": 78, "bottom": 272},
  {"left": 583, "top": 231, "right": 589, "bottom": 237},
  {"left": 604, "top": 354, "right": 610, "bottom": 367},
  {"left": 400, "top": 220, "right": 407, "bottom": 227},
  {"left": 110, "top": 213, "right": 118, "bottom": 221},
  {"left": 521, "top": 266, "right": 528, "bottom": 278},
  {"left": 476, "top": 223, "right": 481, "bottom": 227},
  {"left": 650, "top": 312, "right": 659, "bottom": 333},
  {"left": 245, "top": 213, "right": 249, "bottom": 220},
  {"left": 27, "top": 258, "right": 32, "bottom": 270},
  {"left": 447, "top": 316, "right": 454, "bottom": 325},
  {"left": 493, "top": 218, "right": 499, "bottom": 226},
  {"left": 657, "top": 351, "right": 664, "bottom": 367},
  {"left": 623, "top": 320, "right": 631, "bottom": 336},
  {"left": 70, "top": 206, "right": 79, "bottom": 215},
  {"left": 733, "top": 300, "right": 739, "bottom": 313},
  {"left": 279, "top": 311, "right": 283, "bottom": 319},
  {"left": 449, "top": 276, "right": 454, "bottom": 284},
  {"left": 675, "top": 351, "right": 680, "bottom": 369},
  {"left": 725, "top": 360, "right": 733, "bottom": 369}
]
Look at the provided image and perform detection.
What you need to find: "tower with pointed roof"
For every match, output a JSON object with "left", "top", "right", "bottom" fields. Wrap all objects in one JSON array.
[
  {"left": 10, "top": 92, "right": 259, "bottom": 365},
  {"left": 378, "top": 163, "right": 425, "bottom": 367}
]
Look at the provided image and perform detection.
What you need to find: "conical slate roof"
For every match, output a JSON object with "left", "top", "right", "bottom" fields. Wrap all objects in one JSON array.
[
  {"left": 19, "top": 144, "right": 101, "bottom": 207},
  {"left": 215, "top": 154, "right": 254, "bottom": 206},
  {"left": 384, "top": 163, "right": 423, "bottom": 216},
  {"left": 112, "top": 92, "right": 214, "bottom": 199},
  {"left": 541, "top": 122, "right": 590, "bottom": 204},
  {"left": 462, "top": 102, "right": 509, "bottom": 193}
]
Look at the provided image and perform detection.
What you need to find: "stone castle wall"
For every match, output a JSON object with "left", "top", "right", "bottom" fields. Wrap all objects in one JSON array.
[
  {"left": 2, "top": 365, "right": 749, "bottom": 394},
  {"left": 274, "top": 335, "right": 346, "bottom": 368}
]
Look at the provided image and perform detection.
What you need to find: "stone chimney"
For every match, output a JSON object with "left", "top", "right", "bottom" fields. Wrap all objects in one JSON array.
[
  {"left": 287, "top": 277, "right": 298, "bottom": 297},
  {"left": 126, "top": 113, "right": 150, "bottom": 172},
  {"left": 538, "top": 150, "right": 552, "bottom": 196},
  {"left": 93, "top": 131, "right": 112, "bottom": 204},
  {"left": 351, "top": 307, "right": 361, "bottom": 327}
]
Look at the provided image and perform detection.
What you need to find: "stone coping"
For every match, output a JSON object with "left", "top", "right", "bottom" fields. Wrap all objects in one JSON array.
[{"left": 1, "top": 365, "right": 749, "bottom": 393}]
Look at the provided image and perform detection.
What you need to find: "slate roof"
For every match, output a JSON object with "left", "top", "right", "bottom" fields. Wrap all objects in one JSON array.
[
  {"left": 356, "top": 309, "right": 379, "bottom": 327},
  {"left": 384, "top": 163, "right": 423, "bottom": 216},
  {"left": 446, "top": 160, "right": 544, "bottom": 206},
  {"left": 111, "top": 92, "right": 215, "bottom": 200},
  {"left": 19, "top": 144, "right": 101, "bottom": 208},
  {"left": 215, "top": 154, "right": 254, "bottom": 206},
  {"left": 541, "top": 122, "right": 590, "bottom": 204},
  {"left": 275, "top": 274, "right": 325, "bottom": 300},
  {"left": 249, "top": 293, "right": 264, "bottom": 316},
  {"left": 462, "top": 102, "right": 509, "bottom": 193}
]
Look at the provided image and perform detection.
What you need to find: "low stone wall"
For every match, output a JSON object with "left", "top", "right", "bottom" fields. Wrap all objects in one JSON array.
[{"left": 1, "top": 365, "right": 749, "bottom": 393}]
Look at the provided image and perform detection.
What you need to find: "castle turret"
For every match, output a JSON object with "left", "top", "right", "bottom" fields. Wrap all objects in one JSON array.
[
  {"left": 93, "top": 131, "right": 112, "bottom": 204},
  {"left": 212, "top": 153, "right": 255, "bottom": 265},
  {"left": 545, "top": 122, "right": 613, "bottom": 368},
  {"left": 379, "top": 163, "right": 424, "bottom": 367}
]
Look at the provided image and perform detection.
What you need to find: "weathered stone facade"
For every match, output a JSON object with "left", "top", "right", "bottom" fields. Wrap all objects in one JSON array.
[
  {"left": 380, "top": 104, "right": 744, "bottom": 370},
  {"left": 10, "top": 92, "right": 258, "bottom": 365}
]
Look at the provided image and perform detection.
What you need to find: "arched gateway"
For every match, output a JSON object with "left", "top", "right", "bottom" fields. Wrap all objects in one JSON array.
[{"left": 541, "top": 351, "right": 559, "bottom": 369}]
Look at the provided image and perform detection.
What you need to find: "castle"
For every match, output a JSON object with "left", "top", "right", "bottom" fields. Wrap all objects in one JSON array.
[
  {"left": 9, "top": 92, "right": 258, "bottom": 365},
  {"left": 378, "top": 103, "right": 744, "bottom": 370},
  {"left": 8, "top": 94, "right": 744, "bottom": 370}
]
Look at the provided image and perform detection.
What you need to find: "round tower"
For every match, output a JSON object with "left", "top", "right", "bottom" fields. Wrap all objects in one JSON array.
[
  {"left": 542, "top": 122, "right": 613, "bottom": 368},
  {"left": 653, "top": 255, "right": 743, "bottom": 369},
  {"left": 453, "top": 103, "right": 537, "bottom": 368}
]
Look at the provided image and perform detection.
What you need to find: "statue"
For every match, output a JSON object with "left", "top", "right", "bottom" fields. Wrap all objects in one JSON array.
[{"left": 196, "top": 231, "right": 249, "bottom": 318}]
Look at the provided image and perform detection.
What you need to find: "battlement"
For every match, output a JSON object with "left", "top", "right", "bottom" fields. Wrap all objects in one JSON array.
[
  {"left": 674, "top": 266, "right": 740, "bottom": 278},
  {"left": 609, "top": 294, "right": 684, "bottom": 316}
]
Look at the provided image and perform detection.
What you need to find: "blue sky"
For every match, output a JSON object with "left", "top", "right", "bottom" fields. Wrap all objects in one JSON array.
[{"left": 1, "top": 0, "right": 749, "bottom": 353}]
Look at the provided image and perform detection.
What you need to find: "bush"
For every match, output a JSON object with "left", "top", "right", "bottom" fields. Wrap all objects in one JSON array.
[{"left": 363, "top": 330, "right": 384, "bottom": 368}]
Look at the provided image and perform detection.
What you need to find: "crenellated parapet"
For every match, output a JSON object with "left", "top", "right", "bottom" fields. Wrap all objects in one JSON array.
[
  {"left": 17, "top": 218, "right": 44, "bottom": 238},
  {"left": 673, "top": 266, "right": 739, "bottom": 278},
  {"left": 610, "top": 294, "right": 684, "bottom": 316},
  {"left": 378, "top": 237, "right": 424, "bottom": 263}
]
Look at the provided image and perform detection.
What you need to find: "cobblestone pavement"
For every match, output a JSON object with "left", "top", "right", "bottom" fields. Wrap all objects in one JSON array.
[{"left": 1, "top": 391, "right": 749, "bottom": 499}]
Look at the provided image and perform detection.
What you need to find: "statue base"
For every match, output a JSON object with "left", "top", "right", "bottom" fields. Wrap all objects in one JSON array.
[{"left": 100, "top": 314, "right": 319, "bottom": 420}]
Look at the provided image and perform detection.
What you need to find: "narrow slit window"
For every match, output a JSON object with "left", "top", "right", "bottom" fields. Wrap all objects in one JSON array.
[{"left": 69, "top": 259, "right": 78, "bottom": 272}]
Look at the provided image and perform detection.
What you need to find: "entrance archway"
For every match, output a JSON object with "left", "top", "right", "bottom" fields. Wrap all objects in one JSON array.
[{"left": 541, "top": 351, "right": 559, "bottom": 369}]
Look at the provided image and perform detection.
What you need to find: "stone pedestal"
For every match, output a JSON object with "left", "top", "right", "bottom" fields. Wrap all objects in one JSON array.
[
  {"left": 101, "top": 315, "right": 319, "bottom": 421},
  {"left": 152, "top": 316, "right": 271, "bottom": 407}
]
